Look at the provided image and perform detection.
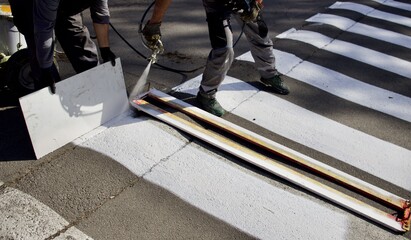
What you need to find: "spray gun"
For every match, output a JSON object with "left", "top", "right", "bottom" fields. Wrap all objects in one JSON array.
[
  {"left": 139, "top": 20, "right": 164, "bottom": 64},
  {"left": 128, "top": 24, "right": 165, "bottom": 100},
  {"left": 146, "top": 39, "right": 163, "bottom": 64}
]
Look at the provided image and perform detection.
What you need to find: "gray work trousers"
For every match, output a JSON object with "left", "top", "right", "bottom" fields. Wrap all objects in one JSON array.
[
  {"left": 201, "top": 6, "right": 278, "bottom": 96},
  {"left": 8, "top": 0, "right": 98, "bottom": 76}
]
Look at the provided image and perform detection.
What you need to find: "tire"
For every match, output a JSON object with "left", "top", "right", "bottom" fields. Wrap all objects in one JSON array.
[
  {"left": 5, "top": 48, "right": 34, "bottom": 94},
  {"left": 6, "top": 48, "right": 59, "bottom": 95}
]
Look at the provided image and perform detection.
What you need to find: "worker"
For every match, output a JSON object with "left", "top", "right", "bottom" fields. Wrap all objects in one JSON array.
[
  {"left": 8, "top": 0, "right": 116, "bottom": 94},
  {"left": 142, "top": 0, "right": 290, "bottom": 117}
]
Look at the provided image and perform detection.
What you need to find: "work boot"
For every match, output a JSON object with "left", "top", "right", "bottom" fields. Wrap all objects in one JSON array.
[
  {"left": 261, "top": 75, "right": 290, "bottom": 95},
  {"left": 196, "top": 91, "right": 226, "bottom": 117}
]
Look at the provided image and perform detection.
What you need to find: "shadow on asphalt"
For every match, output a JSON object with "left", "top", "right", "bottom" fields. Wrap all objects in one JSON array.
[{"left": 0, "top": 88, "right": 36, "bottom": 161}]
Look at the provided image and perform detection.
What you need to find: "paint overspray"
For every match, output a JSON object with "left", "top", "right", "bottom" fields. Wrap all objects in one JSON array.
[
  {"left": 128, "top": 59, "right": 153, "bottom": 101},
  {"left": 128, "top": 42, "right": 162, "bottom": 101}
]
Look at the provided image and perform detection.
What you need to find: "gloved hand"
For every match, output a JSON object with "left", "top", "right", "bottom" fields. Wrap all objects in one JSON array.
[
  {"left": 240, "top": 0, "right": 263, "bottom": 22},
  {"left": 37, "top": 65, "right": 60, "bottom": 94},
  {"left": 142, "top": 21, "right": 164, "bottom": 54},
  {"left": 100, "top": 47, "right": 116, "bottom": 66}
]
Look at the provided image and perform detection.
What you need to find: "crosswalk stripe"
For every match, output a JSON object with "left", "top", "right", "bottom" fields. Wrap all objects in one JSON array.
[
  {"left": 172, "top": 0, "right": 411, "bottom": 199},
  {"left": 330, "top": 1, "right": 411, "bottom": 27},
  {"left": 372, "top": 0, "right": 411, "bottom": 11},
  {"left": 306, "top": 13, "right": 411, "bottom": 49},
  {"left": 0, "top": 187, "right": 92, "bottom": 239},
  {"left": 237, "top": 50, "right": 411, "bottom": 123},
  {"left": 144, "top": 142, "right": 392, "bottom": 239},
  {"left": 276, "top": 29, "right": 411, "bottom": 79},
  {"left": 174, "top": 75, "right": 411, "bottom": 191}
]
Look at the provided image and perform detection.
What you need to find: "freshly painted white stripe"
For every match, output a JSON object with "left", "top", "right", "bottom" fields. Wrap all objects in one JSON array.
[
  {"left": 237, "top": 50, "right": 411, "bottom": 123},
  {"left": 80, "top": 114, "right": 191, "bottom": 177},
  {"left": 144, "top": 143, "right": 404, "bottom": 240},
  {"left": 372, "top": 0, "right": 411, "bottom": 11},
  {"left": 78, "top": 109, "right": 408, "bottom": 239},
  {"left": 54, "top": 227, "right": 93, "bottom": 240},
  {"left": 330, "top": 1, "right": 411, "bottom": 27},
  {"left": 149, "top": 88, "right": 408, "bottom": 209},
  {"left": 330, "top": 1, "right": 375, "bottom": 15},
  {"left": 306, "top": 14, "right": 411, "bottom": 49},
  {"left": 0, "top": 187, "right": 92, "bottom": 239},
  {"left": 276, "top": 29, "right": 411, "bottom": 79},
  {"left": 174, "top": 77, "right": 411, "bottom": 191}
]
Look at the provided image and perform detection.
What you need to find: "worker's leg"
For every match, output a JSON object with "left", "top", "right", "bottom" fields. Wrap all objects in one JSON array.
[
  {"left": 201, "top": 12, "right": 234, "bottom": 95},
  {"left": 235, "top": 14, "right": 289, "bottom": 94},
  {"left": 197, "top": 10, "right": 234, "bottom": 117},
  {"left": 55, "top": 13, "right": 98, "bottom": 74}
]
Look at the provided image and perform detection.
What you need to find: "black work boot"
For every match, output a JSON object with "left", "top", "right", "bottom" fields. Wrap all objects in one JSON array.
[
  {"left": 261, "top": 75, "right": 290, "bottom": 95},
  {"left": 196, "top": 90, "right": 226, "bottom": 117}
]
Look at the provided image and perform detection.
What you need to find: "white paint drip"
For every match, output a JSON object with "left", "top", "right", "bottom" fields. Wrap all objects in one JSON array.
[
  {"left": 306, "top": 13, "right": 411, "bottom": 49},
  {"left": 276, "top": 29, "right": 411, "bottom": 79}
]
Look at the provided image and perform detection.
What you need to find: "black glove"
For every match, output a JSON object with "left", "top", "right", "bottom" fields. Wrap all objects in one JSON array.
[
  {"left": 37, "top": 65, "right": 60, "bottom": 94},
  {"left": 142, "top": 21, "right": 164, "bottom": 53},
  {"left": 100, "top": 47, "right": 116, "bottom": 66}
]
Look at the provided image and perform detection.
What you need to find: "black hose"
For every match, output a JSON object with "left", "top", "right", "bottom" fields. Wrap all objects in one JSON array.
[{"left": 110, "top": 0, "right": 245, "bottom": 74}]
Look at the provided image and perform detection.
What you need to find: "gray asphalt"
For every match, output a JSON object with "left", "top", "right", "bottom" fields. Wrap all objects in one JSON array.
[{"left": 1, "top": 0, "right": 410, "bottom": 239}]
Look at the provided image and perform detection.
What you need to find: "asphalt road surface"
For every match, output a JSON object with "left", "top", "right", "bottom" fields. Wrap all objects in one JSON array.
[{"left": 0, "top": 0, "right": 410, "bottom": 239}]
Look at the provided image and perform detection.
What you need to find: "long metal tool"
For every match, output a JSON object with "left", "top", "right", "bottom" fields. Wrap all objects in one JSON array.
[{"left": 131, "top": 89, "right": 410, "bottom": 233}]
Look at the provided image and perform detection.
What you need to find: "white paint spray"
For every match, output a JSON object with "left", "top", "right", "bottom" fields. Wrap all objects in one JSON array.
[{"left": 128, "top": 60, "right": 153, "bottom": 100}]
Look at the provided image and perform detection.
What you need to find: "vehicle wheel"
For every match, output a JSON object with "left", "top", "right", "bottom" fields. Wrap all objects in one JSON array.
[
  {"left": 5, "top": 48, "right": 34, "bottom": 94},
  {"left": 6, "top": 48, "right": 59, "bottom": 95}
]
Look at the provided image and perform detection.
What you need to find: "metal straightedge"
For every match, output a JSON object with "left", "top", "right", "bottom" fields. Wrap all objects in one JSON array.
[{"left": 130, "top": 88, "right": 411, "bottom": 233}]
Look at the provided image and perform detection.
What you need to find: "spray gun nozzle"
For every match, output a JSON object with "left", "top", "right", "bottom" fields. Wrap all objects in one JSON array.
[
  {"left": 148, "top": 49, "right": 159, "bottom": 63},
  {"left": 147, "top": 39, "right": 163, "bottom": 63}
]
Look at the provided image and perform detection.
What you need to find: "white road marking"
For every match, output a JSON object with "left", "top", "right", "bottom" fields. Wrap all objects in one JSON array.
[
  {"left": 276, "top": 29, "right": 411, "bottom": 79},
  {"left": 372, "top": 0, "right": 411, "bottom": 11},
  {"left": 330, "top": 2, "right": 411, "bottom": 27},
  {"left": 143, "top": 142, "right": 405, "bottom": 240},
  {"left": 306, "top": 13, "right": 411, "bottom": 49},
  {"left": 237, "top": 50, "right": 411, "bottom": 123},
  {"left": 80, "top": 113, "right": 191, "bottom": 177},
  {"left": 0, "top": 187, "right": 92, "bottom": 239},
  {"left": 174, "top": 75, "right": 411, "bottom": 191},
  {"left": 78, "top": 115, "right": 405, "bottom": 239}
]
